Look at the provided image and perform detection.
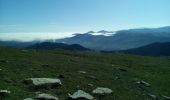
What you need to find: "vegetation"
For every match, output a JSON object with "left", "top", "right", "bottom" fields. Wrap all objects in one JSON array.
[{"left": 0, "top": 46, "right": 170, "bottom": 100}]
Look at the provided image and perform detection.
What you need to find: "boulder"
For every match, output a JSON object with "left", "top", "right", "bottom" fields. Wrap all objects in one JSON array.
[
  {"left": 24, "top": 78, "right": 62, "bottom": 89},
  {"left": 35, "top": 93, "right": 59, "bottom": 100},
  {"left": 78, "top": 71, "right": 87, "bottom": 74},
  {"left": 0, "top": 90, "right": 11, "bottom": 96},
  {"left": 137, "top": 81, "right": 151, "bottom": 87},
  {"left": 92, "top": 87, "right": 112, "bottom": 95},
  {"left": 68, "top": 90, "right": 94, "bottom": 100},
  {"left": 162, "top": 95, "right": 170, "bottom": 100}
]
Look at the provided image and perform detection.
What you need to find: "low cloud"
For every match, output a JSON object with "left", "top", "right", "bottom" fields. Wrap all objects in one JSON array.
[{"left": 0, "top": 32, "right": 74, "bottom": 42}]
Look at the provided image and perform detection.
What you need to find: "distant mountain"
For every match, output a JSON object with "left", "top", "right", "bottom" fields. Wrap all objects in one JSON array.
[
  {"left": 27, "top": 42, "right": 90, "bottom": 51},
  {"left": 121, "top": 42, "right": 170, "bottom": 56},
  {"left": 55, "top": 26, "right": 170, "bottom": 50},
  {"left": 0, "top": 40, "right": 36, "bottom": 48}
]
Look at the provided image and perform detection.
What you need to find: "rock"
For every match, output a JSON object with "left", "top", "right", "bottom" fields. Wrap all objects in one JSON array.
[
  {"left": 24, "top": 78, "right": 62, "bottom": 89},
  {"left": 23, "top": 98, "right": 34, "bottom": 100},
  {"left": 78, "top": 71, "right": 87, "bottom": 74},
  {"left": 35, "top": 93, "right": 59, "bottom": 100},
  {"left": 0, "top": 90, "right": 11, "bottom": 96},
  {"left": 0, "top": 69, "right": 2, "bottom": 71},
  {"left": 147, "top": 93, "right": 157, "bottom": 99},
  {"left": 68, "top": 90, "right": 94, "bottom": 100},
  {"left": 92, "top": 87, "right": 112, "bottom": 95},
  {"left": 137, "top": 81, "right": 151, "bottom": 87},
  {"left": 85, "top": 75, "right": 97, "bottom": 80},
  {"left": 88, "top": 84, "right": 94, "bottom": 87},
  {"left": 162, "top": 95, "right": 170, "bottom": 100}
]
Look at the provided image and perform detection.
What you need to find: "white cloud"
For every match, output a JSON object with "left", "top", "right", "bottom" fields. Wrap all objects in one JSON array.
[{"left": 0, "top": 32, "right": 74, "bottom": 42}]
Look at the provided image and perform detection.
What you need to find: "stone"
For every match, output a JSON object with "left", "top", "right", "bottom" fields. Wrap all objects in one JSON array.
[
  {"left": 88, "top": 84, "right": 94, "bottom": 87},
  {"left": 85, "top": 75, "right": 97, "bottom": 80},
  {"left": 35, "top": 93, "right": 59, "bottom": 100},
  {"left": 78, "top": 71, "right": 87, "bottom": 74},
  {"left": 137, "top": 81, "right": 151, "bottom": 87},
  {"left": 0, "top": 90, "right": 11, "bottom": 96},
  {"left": 0, "top": 69, "right": 2, "bottom": 71},
  {"left": 23, "top": 98, "right": 34, "bottom": 100},
  {"left": 162, "top": 95, "right": 170, "bottom": 100},
  {"left": 24, "top": 78, "right": 62, "bottom": 89},
  {"left": 68, "top": 90, "right": 94, "bottom": 100},
  {"left": 92, "top": 87, "right": 112, "bottom": 95}
]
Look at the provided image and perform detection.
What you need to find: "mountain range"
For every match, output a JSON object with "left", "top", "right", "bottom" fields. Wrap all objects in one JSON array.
[
  {"left": 0, "top": 26, "right": 170, "bottom": 52},
  {"left": 55, "top": 26, "right": 170, "bottom": 50}
]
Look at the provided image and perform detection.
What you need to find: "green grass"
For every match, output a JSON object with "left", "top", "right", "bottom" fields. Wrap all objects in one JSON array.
[{"left": 0, "top": 47, "right": 170, "bottom": 100}]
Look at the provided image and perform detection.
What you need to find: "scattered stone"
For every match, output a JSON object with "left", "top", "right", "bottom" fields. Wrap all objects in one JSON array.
[
  {"left": 85, "top": 75, "right": 97, "bottom": 80},
  {"left": 0, "top": 90, "right": 11, "bottom": 96},
  {"left": 162, "top": 95, "right": 170, "bottom": 100},
  {"left": 92, "top": 87, "right": 112, "bottom": 95},
  {"left": 88, "top": 84, "right": 94, "bottom": 87},
  {"left": 24, "top": 78, "right": 62, "bottom": 89},
  {"left": 23, "top": 98, "right": 34, "bottom": 100},
  {"left": 137, "top": 81, "right": 151, "bottom": 87},
  {"left": 147, "top": 93, "right": 157, "bottom": 99},
  {"left": 78, "top": 71, "right": 87, "bottom": 74},
  {"left": 68, "top": 90, "right": 94, "bottom": 100},
  {"left": 35, "top": 93, "right": 59, "bottom": 100},
  {"left": 41, "top": 64, "right": 49, "bottom": 67}
]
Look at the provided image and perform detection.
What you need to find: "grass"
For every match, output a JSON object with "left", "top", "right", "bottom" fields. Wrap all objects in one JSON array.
[{"left": 0, "top": 47, "right": 170, "bottom": 100}]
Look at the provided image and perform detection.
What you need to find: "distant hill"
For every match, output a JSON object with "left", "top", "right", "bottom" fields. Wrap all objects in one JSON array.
[
  {"left": 27, "top": 42, "right": 91, "bottom": 51},
  {"left": 122, "top": 42, "right": 170, "bottom": 56},
  {"left": 55, "top": 26, "right": 170, "bottom": 50}
]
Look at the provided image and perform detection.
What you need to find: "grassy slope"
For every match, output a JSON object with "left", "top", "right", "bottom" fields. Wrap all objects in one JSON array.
[{"left": 0, "top": 47, "right": 170, "bottom": 100}]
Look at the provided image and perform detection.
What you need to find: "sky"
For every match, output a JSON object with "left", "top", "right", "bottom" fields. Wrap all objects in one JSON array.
[{"left": 0, "top": 0, "right": 170, "bottom": 41}]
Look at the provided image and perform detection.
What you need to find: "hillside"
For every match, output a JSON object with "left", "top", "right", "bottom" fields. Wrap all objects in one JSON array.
[
  {"left": 0, "top": 46, "right": 170, "bottom": 100},
  {"left": 122, "top": 42, "right": 170, "bottom": 56},
  {"left": 27, "top": 42, "right": 90, "bottom": 51}
]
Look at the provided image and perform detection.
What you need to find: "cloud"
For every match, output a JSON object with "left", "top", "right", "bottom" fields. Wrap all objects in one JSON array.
[{"left": 0, "top": 32, "right": 74, "bottom": 42}]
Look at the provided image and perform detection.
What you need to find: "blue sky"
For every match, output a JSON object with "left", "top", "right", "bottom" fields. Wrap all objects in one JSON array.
[{"left": 0, "top": 0, "right": 170, "bottom": 41}]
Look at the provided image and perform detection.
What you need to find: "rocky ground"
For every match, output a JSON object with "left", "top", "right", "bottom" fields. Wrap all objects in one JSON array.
[{"left": 0, "top": 47, "right": 170, "bottom": 100}]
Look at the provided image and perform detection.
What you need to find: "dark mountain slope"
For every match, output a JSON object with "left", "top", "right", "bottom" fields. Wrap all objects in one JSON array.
[
  {"left": 27, "top": 42, "right": 90, "bottom": 51},
  {"left": 122, "top": 42, "right": 170, "bottom": 56}
]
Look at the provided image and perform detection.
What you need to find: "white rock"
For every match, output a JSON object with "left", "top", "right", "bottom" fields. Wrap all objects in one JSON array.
[
  {"left": 69, "top": 90, "right": 94, "bottom": 100},
  {"left": 92, "top": 87, "right": 112, "bottom": 95},
  {"left": 162, "top": 95, "right": 170, "bottom": 99},
  {"left": 24, "top": 78, "right": 62, "bottom": 87},
  {"left": 0, "top": 90, "right": 11, "bottom": 95},
  {"left": 35, "top": 93, "right": 59, "bottom": 100},
  {"left": 137, "top": 81, "right": 150, "bottom": 87},
  {"left": 78, "top": 71, "right": 87, "bottom": 74}
]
